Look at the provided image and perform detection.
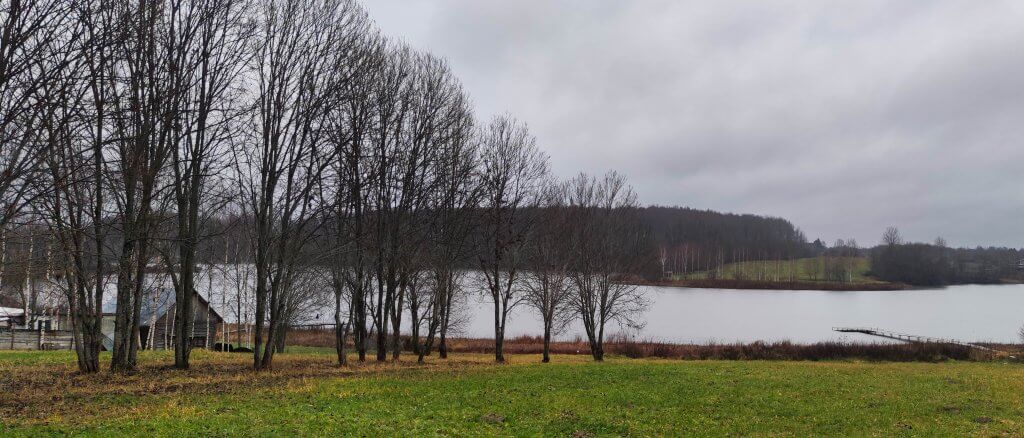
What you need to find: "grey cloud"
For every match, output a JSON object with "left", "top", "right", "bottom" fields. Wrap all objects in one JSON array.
[{"left": 364, "top": 0, "right": 1024, "bottom": 247}]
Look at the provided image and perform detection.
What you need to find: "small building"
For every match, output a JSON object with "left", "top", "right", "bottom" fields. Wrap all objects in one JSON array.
[
  {"left": 1017, "top": 259, "right": 1024, "bottom": 271},
  {"left": 0, "top": 307, "right": 25, "bottom": 328},
  {"left": 102, "top": 290, "right": 223, "bottom": 350}
]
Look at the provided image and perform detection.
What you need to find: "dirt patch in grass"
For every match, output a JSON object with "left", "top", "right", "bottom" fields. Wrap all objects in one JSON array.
[{"left": 480, "top": 413, "right": 505, "bottom": 424}]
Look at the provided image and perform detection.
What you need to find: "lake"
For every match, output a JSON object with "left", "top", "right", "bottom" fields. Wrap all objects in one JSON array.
[{"left": 461, "top": 284, "right": 1024, "bottom": 344}]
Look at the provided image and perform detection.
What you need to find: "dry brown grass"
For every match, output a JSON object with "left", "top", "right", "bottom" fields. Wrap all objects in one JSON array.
[
  {"left": 0, "top": 350, "right": 511, "bottom": 427},
  {"left": 269, "top": 329, "right": 595, "bottom": 355},
  {"left": 271, "top": 329, "right": 1009, "bottom": 361},
  {"left": 439, "top": 335, "right": 1002, "bottom": 362}
]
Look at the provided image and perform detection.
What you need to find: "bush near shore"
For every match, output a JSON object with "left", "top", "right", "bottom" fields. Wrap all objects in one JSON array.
[
  {"left": 452, "top": 336, "right": 993, "bottom": 362},
  {"left": 273, "top": 329, "right": 1005, "bottom": 362}
]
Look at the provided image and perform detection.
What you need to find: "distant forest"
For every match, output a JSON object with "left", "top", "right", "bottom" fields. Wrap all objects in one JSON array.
[
  {"left": 868, "top": 228, "right": 1023, "bottom": 286},
  {"left": 2, "top": 209, "right": 1019, "bottom": 294},
  {"left": 0, "top": 205, "right": 806, "bottom": 294},
  {"left": 641, "top": 206, "right": 809, "bottom": 277}
]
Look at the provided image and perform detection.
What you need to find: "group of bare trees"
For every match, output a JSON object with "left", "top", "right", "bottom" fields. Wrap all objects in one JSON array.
[
  {"left": 516, "top": 172, "right": 650, "bottom": 362},
  {"left": 2, "top": 0, "right": 652, "bottom": 373}
]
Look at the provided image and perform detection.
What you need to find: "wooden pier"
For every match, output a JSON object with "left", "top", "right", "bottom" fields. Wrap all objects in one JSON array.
[{"left": 832, "top": 327, "right": 999, "bottom": 353}]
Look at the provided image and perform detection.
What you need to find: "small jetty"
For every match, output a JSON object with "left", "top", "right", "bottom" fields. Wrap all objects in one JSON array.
[{"left": 832, "top": 327, "right": 999, "bottom": 353}]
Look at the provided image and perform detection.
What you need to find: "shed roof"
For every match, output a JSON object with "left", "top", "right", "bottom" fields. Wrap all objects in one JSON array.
[
  {"left": 0, "top": 306, "right": 25, "bottom": 320},
  {"left": 102, "top": 289, "right": 223, "bottom": 323}
]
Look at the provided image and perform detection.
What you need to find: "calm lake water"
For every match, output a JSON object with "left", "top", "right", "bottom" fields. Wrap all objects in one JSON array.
[{"left": 462, "top": 284, "right": 1024, "bottom": 344}]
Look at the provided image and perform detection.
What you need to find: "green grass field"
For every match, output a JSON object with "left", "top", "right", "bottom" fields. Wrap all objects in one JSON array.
[
  {"left": 681, "top": 256, "right": 889, "bottom": 284},
  {"left": 2, "top": 350, "right": 1023, "bottom": 436}
]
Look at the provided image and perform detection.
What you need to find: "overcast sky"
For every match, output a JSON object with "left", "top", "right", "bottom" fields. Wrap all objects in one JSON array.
[{"left": 363, "top": 0, "right": 1024, "bottom": 248}]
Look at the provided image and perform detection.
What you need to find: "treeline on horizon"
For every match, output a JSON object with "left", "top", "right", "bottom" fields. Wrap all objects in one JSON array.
[
  {"left": 1, "top": 205, "right": 812, "bottom": 284},
  {"left": 869, "top": 227, "right": 1023, "bottom": 286}
]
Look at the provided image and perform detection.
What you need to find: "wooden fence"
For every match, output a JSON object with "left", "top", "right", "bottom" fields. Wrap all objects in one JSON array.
[{"left": 0, "top": 328, "right": 75, "bottom": 350}]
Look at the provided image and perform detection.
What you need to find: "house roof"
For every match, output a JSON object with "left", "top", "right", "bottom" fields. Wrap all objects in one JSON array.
[
  {"left": 102, "top": 288, "right": 223, "bottom": 324},
  {"left": 0, "top": 306, "right": 25, "bottom": 320}
]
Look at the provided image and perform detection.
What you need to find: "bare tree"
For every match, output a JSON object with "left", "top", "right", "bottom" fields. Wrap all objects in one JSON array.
[
  {"left": 0, "top": 0, "right": 71, "bottom": 231},
  {"left": 29, "top": 0, "right": 114, "bottom": 374},
  {"left": 360, "top": 52, "right": 481, "bottom": 364},
  {"left": 423, "top": 92, "right": 477, "bottom": 361},
  {"left": 156, "top": 0, "right": 253, "bottom": 370},
  {"left": 363, "top": 48, "right": 470, "bottom": 362},
  {"left": 476, "top": 115, "right": 549, "bottom": 363},
  {"left": 566, "top": 171, "right": 649, "bottom": 361},
  {"left": 13, "top": 228, "right": 41, "bottom": 328},
  {"left": 521, "top": 180, "right": 574, "bottom": 363},
  {"left": 39, "top": 141, "right": 109, "bottom": 372},
  {"left": 216, "top": 224, "right": 255, "bottom": 349},
  {"left": 392, "top": 53, "right": 473, "bottom": 362},
  {"left": 882, "top": 226, "right": 902, "bottom": 247},
  {"left": 239, "top": 0, "right": 350, "bottom": 370},
  {"left": 37, "top": 3, "right": 105, "bottom": 355},
  {"left": 0, "top": 0, "right": 73, "bottom": 323},
  {"left": 274, "top": 266, "right": 331, "bottom": 353},
  {"left": 403, "top": 264, "right": 430, "bottom": 360},
  {"left": 0, "top": 228, "right": 7, "bottom": 304},
  {"left": 321, "top": 15, "right": 379, "bottom": 365},
  {"left": 103, "top": 0, "right": 188, "bottom": 372},
  {"left": 364, "top": 44, "right": 415, "bottom": 362}
]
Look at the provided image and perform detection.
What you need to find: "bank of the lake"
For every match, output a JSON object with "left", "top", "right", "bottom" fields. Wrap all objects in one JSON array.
[{"left": 632, "top": 278, "right": 905, "bottom": 291}]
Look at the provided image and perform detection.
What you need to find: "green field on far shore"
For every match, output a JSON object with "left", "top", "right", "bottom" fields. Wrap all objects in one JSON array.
[
  {"left": 2, "top": 350, "right": 1023, "bottom": 436},
  {"left": 680, "top": 256, "right": 890, "bottom": 285}
]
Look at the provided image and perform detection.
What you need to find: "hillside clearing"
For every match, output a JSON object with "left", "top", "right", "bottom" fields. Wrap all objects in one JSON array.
[{"left": 680, "top": 256, "right": 875, "bottom": 281}]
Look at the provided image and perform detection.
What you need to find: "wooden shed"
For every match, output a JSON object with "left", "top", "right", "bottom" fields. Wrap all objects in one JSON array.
[{"left": 102, "top": 290, "right": 223, "bottom": 350}]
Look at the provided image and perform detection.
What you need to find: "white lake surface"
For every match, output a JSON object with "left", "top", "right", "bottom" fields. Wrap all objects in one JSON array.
[{"left": 461, "top": 284, "right": 1024, "bottom": 344}]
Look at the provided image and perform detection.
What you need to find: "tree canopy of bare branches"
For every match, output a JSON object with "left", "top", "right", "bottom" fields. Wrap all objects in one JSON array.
[
  {"left": 522, "top": 180, "right": 574, "bottom": 363},
  {"left": 237, "top": 0, "right": 365, "bottom": 370},
  {"left": 5, "top": 0, "right": 670, "bottom": 374},
  {"left": 476, "top": 115, "right": 549, "bottom": 363},
  {"left": 566, "top": 171, "right": 649, "bottom": 361}
]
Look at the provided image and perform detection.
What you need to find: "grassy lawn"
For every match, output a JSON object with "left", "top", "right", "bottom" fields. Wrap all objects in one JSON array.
[{"left": 2, "top": 350, "right": 1023, "bottom": 436}]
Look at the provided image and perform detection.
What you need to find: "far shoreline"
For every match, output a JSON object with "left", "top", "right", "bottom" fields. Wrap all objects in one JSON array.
[{"left": 630, "top": 278, "right": 907, "bottom": 291}]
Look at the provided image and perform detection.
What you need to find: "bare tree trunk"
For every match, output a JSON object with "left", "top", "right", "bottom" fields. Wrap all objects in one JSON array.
[
  {"left": 0, "top": 227, "right": 6, "bottom": 304},
  {"left": 436, "top": 274, "right": 455, "bottom": 359},
  {"left": 390, "top": 281, "right": 404, "bottom": 361},
  {"left": 336, "top": 321, "right": 349, "bottom": 366},
  {"left": 492, "top": 289, "right": 505, "bottom": 363},
  {"left": 275, "top": 325, "right": 287, "bottom": 354},
  {"left": 173, "top": 246, "right": 195, "bottom": 368},
  {"left": 542, "top": 321, "right": 552, "bottom": 363},
  {"left": 438, "top": 306, "right": 450, "bottom": 359}
]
